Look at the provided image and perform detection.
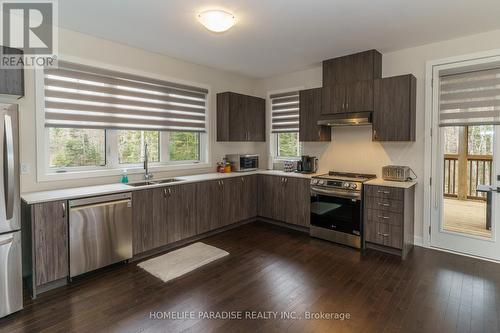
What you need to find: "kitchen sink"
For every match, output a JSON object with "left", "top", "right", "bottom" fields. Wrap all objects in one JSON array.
[{"left": 128, "top": 178, "right": 185, "bottom": 187}]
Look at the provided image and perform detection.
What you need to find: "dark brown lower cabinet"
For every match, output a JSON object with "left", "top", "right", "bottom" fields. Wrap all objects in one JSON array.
[
  {"left": 32, "top": 200, "right": 69, "bottom": 286},
  {"left": 363, "top": 184, "right": 415, "bottom": 259},
  {"left": 131, "top": 174, "right": 308, "bottom": 256},
  {"left": 283, "top": 177, "right": 310, "bottom": 227},
  {"left": 258, "top": 175, "right": 310, "bottom": 227},
  {"left": 258, "top": 175, "right": 286, "bottom": 221},
  {"left": 196, "top": 180, "right": 223, "bottom": 234}
]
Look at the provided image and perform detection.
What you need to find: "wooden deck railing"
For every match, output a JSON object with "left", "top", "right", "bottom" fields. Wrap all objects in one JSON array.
[{"left": 444, "top": 154, "right": 492, "bottom": 200}]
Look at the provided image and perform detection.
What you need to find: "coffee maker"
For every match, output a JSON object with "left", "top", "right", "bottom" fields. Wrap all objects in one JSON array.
[{"left": 296, "top": 155, "right": 318, "bottom": 174}]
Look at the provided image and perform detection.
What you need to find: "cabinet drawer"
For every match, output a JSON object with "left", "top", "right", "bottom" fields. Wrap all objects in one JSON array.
[
  {"left": 364, "top": 185, "right": 403, "bottom": 200},
  {"left": 365, "top": 196, "right": 404, "bottom": 213},
  {"left": 365, "top": 209, "right": 403, "bottom": 226},
  {"left": 365, "top": 221, "right": 402, "bottom": 249}
]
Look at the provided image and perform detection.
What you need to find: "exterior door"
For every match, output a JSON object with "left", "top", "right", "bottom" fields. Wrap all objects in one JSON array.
[
  {"left": 429, "top": 57, "right": 500, "bottom": 260},
  {"left": 431, "top": 125, "right": 500, "bottom": 260}
]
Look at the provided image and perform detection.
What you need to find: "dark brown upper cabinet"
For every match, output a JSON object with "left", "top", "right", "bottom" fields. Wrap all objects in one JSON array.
[
  {"left": 0, "top": 46, "right": 24, "bottom": 98},
  {"left": 322, "top": 80, "right": 374, "bottom": 114},
  {"left": 299, "top": 88, "right": 331, "bottom": 141},
  {"left": 373, "top": 74, "right": 417, "bottom": 142},
  {"left": 217, "top": 92, "right": 265, "bottom": 142},
  {"left": 322, "top": 49, "right": 382, "bottom": 86}
]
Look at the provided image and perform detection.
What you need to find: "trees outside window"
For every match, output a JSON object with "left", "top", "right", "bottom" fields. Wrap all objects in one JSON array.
[{"left": 276, "top": 132, "right": 301, "bottom": 158}]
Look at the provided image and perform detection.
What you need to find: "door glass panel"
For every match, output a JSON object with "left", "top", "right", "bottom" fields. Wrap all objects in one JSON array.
[{"left": 442, "top": 125, "right": 492, "bottom": 238}]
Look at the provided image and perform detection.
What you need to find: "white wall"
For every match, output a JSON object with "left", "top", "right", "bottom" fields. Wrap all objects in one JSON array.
[
  {"left": 256, "top": 29, "right": 500, "bottom": 244},
  {"left": 13, "top": 28, "right": 264, "bottom": 193}
]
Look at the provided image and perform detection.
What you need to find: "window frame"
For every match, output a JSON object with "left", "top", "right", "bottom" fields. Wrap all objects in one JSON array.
[
  {"left": 267, "top": 87, "right": 304, "bottom": 162},
  {"left": 35, "top": 55, "right": 211, "bottom": 182}
]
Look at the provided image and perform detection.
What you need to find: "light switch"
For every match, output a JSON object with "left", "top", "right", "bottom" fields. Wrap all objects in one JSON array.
[{"left": 20, "top": 163, "right": 30, "bottom": 175}]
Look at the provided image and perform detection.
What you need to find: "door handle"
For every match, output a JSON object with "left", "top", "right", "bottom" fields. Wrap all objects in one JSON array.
[{"left": 3, "top": 114, "right": 14, "bottom": 220}]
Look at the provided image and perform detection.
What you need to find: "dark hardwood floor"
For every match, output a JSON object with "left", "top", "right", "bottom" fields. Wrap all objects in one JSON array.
[{"left": 1, "top": 221, "right": 500, "bottom": 333}]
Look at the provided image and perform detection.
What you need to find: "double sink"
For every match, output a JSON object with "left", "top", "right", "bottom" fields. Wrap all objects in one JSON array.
[{"left": 127, "top": 178, "right": 185, "bottom": 187}]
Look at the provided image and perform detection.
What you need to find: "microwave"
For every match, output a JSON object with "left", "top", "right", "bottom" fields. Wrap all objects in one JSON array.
[{"left": 226, "top": 154, "right": 259, "bottom": 172}]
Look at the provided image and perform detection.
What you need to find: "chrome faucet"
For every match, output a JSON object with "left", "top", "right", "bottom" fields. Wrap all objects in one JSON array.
[{"left": 143, "top": 143, "right": 153, "bottom": 180}]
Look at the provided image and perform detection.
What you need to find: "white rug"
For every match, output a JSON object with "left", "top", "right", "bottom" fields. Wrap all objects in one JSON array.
[{"left": 137, "top": 242, "right": 229, "bottom": 282}]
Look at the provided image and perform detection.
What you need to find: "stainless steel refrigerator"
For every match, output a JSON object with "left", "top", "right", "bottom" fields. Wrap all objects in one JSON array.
[{"left": 0, "top": 103, "right": 22, "bottom": 318}]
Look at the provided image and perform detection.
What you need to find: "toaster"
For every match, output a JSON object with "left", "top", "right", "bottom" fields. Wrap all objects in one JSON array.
[{"left": 382, "top": 165, "right": 412, "bottom": 182}]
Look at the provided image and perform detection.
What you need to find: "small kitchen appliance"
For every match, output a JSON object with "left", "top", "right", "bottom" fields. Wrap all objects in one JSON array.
[
  {"left": 226, "top": 154, "right": 259, "bottom": 172},
  {"left": 382, "top": 165, "right": 415, "bottom": 182},
  {"left": 299, "top": 155, "right": 318, "bottom": 174}
]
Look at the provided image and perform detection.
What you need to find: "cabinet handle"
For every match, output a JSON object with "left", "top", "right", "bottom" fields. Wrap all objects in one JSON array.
[
  {"left": 377, "top": 232, "right": 389, "bottom": 237},
  {"left": 377, "top": 215, "right": 390, "bottom": 220},
  {"left": 377, "top": 202, "right": 390, "bottom": 207},
  {"left": 241, "top": 177, "right": 245, "bottom": 183},
  {"left": 163, "top": 188, "right": 168, "bottom": 198},
  {"left": 62, "top": 202, "right": 66, "bottom": 218},
  {"left": 377, "top": 190, "right": 390, "bottom": 194},
  {"left": 342, "top": 101, "right": 345, "bottom": 110}
]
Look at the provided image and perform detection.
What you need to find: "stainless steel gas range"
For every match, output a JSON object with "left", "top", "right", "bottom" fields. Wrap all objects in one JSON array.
[{"left": 310, "top": 171, "right": 376, "bottom": 248}]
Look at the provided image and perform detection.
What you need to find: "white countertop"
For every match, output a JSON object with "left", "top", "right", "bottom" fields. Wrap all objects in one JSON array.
[
  {"left": 21, "top": 170, "right": 315, "bottom": 204},
  {"left": 365, "top": 178, "right": 417, "bottom": 189}
]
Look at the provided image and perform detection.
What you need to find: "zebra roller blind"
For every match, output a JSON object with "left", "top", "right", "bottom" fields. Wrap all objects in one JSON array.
[
  {"left": 439, "top": 67, "right": 500, "bottom": 127},
  {"left": 270, "top": 91, "right": 299, "bottom": 133},
  {"left": 43, "top": 61, "right": 208, "bottom": 132}
]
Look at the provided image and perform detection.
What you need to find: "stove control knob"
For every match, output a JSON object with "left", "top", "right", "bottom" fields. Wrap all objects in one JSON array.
[
  {"left": 350, "top": 183, "right": 358, "bottom": 190},
  {"left": 311, "top": 179, "right": 318, "bottom": 185},
  {"left": 318, "top": 180, "right": 326, "bottom": 186},
  {"left": 343, "top": 183, "right": 350, "bottom": 189}
]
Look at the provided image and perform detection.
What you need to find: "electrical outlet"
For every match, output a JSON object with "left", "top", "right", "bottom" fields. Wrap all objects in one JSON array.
[{"left": 20, "top": 163, "right": 30, "bottom": 175}]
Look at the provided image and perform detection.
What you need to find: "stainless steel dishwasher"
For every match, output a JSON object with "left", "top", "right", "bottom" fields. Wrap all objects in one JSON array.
[{"left": 69, "top": 192, "right": 132, "bottom": 278}]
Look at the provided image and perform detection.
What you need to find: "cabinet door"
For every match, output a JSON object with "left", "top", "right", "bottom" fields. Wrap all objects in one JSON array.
[
  {"left": 178, "top": 183, "right": 198, "bottom": 239},
  {"left": 321, "top": 85, "right": 345, "bottom": 114},
  {"left": 166, "top": 184, "right": 197, "bottom": 243},
  {"left": 33, "top": 200, "right": 68, "bottom": 286},
  {"left": 196, "top": 180, "right": 223, "bottom": 234},
  {"left": 228, "top": 94, "right": 247, "bottom": 141},
  {"left": 258, "top": 175, "right": 285, "bottom": 221},
  {"left": 241, "top": 175, "right": 258, "bottom": 220},
  {"left": 373, "top": 75, "right": 416, "bottom": 141},
  {"left": 222, "top": 177, "right": 242, "bottom": 226},
  {"left": 246, "top": 96, "right": 266, "bottom": 141},
  {"left": 345, "top": 80, "right": 374, "bottom": 112},
  {"left": 132, "top": 190, "right": 155, "bottom": 255},
  {"left": 299, "top": 88, "right": 331, "bottom": 142},
  {"left": 283, "top": 177, "right": 310, "bottom": 227},
  {"left": 323, "top": 50, "right": 382, "bottom": 86}
]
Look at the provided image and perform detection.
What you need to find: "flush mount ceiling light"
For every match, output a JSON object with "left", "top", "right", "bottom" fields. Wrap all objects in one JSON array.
[{"left": 197, "top": 10, "right": 236, "bottom": 33}]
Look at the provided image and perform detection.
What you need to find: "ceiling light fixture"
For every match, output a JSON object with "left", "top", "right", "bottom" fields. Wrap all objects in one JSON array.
[{"left": 197, "top": 10, "right": 236, "bottom": 33}]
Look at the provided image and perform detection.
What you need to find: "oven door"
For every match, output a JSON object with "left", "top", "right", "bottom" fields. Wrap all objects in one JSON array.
[{"left": 310, "top": 186, "right": 361, "bottom": 235}]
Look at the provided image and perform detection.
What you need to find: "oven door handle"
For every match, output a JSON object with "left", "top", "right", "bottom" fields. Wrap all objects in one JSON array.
[{"left": 310, "top": 186, "right": 361, "bottom": 200}]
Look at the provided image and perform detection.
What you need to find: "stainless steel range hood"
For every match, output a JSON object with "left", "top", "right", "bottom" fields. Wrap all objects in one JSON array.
[{"left": 317, "top": 112, "right": 372, "bottom": 127}]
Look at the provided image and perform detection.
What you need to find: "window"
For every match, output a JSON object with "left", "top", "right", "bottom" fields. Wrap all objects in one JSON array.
[
  {"left": 276, "top": 132, "right": 301, "bottom": 158},
  {"left": 48, "top": 128, "right": 105, "bottom": 168},
  {"left": 270, "top": 91, "right": 301, "bottom": 159},
  {"left": 37, "top": 61, "right": 209, "bottom": 179},
  {"left": 169, "top": 132, "right": 200, "bottom": 161},
  {"left": 118, "top": 130, "right": 159, "bottom": 164}
]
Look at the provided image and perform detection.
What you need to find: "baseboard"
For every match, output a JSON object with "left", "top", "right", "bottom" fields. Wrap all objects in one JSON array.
[
  {"left": 131, "top": 218, "right": 255, "bottom": 262},
  {"left": 256, "top": 216, "right": 310, "bottom": 234},
  {"left": 413, "top": 235, "right": 423, "bottom": 247}
]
